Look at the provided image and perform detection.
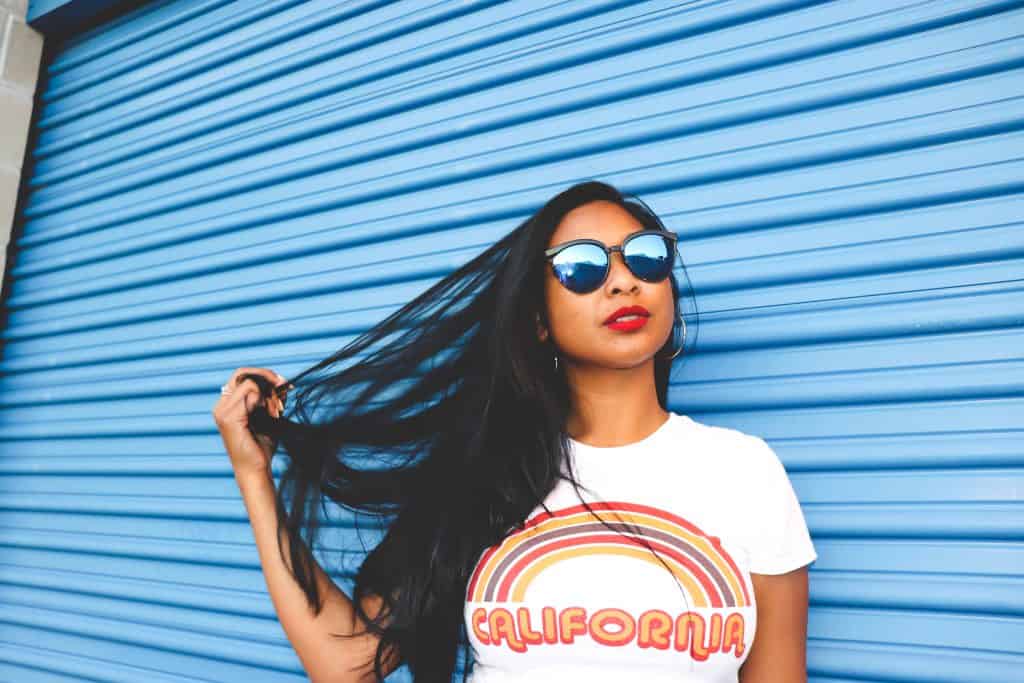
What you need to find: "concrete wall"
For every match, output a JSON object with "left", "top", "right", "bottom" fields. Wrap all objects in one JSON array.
[{"left": 0, "top": 0, "right": 42, "bottom": 287}]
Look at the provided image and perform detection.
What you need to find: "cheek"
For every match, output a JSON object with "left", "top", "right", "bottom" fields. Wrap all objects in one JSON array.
[{"left": 544, "top": 283, "right": 588, "bottom": 340}]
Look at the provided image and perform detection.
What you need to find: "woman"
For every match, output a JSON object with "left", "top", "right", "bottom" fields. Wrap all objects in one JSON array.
[{"left": 212, "top": 180, "right": 816, "bottom": 683}]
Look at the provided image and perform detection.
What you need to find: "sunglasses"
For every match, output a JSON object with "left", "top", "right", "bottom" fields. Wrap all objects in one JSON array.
[{"left": 543, "top": 229, "right": 678, "bottom": 294}]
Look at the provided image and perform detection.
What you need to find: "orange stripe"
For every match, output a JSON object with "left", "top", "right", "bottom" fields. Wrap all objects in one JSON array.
[
  {"left": 468, "top": 505, "right": 747, "bottom": 606},
  {"left": 510, "top": 541, "right": 710, "bottom": 606}
]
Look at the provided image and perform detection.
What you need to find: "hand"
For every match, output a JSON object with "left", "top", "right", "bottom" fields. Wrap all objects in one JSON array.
[{"left": 212, "top": 367, "right": 291, "bottom": 479}]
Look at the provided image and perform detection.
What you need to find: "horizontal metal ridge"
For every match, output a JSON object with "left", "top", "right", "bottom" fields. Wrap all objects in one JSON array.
[
  {"left": 807, "top": 638, "right": 1024, "bottom": 682},
  {"left": 20, "top": 2, "right": 1020, "bottom": 236},
  {"left": 809, "top": 604, "right": 1024, "bottom": 653},
  {"left": 0, "top": 523, "right": 260, "bottom": 557},
  {"left": 0, "top": 602, "right": 302, "bottom": 675},
  {"left": 810, "top": 569, "right": 1024, "bottom": 617},
  {"left": 0, "top": 640, "right": 220, "bottom": 683},
  {"left": 0, "top": 562, "right": 271, "bottom": 617},
  {"left": 33, "top": 0, "right": 682, "bottom": 163}
]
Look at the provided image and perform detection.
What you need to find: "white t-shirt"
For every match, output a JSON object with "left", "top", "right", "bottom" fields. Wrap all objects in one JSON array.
[{"left": 462, "top": 411, "right": 817, "bottom": 682}]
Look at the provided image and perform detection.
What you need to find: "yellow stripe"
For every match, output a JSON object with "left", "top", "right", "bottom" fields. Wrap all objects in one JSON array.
[
  {"left": 472, "top": 508, "right": 744, "bottom": 606},
  {"left": 510, "top": 542, "right": 709, "bottom": 606}
]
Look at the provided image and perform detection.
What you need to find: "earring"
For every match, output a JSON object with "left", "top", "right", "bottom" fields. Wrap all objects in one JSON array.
[
  {"left": 659, "top": 313, "right": 686, "bottom": 360},
  {"left": 554, "top": 353, "right": 559, "bottom": 371}
]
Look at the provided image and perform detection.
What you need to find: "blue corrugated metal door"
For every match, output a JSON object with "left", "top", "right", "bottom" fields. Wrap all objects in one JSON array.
[{"left": 2, "top": 0, "right": 1022, "bottom": 681}]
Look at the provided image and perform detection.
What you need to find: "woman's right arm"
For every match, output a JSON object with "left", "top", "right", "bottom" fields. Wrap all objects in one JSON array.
[
  {"left": 214, "top": 367, "right": 401, "bottom": 682},
  {"left": 235, "top": 468, "right": 403, "bottom": 683}
]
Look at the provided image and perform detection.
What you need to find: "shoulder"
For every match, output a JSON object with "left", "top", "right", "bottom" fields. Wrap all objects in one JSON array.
[{"left": 677, "top": 414, "right": 776, "bottom": 470}]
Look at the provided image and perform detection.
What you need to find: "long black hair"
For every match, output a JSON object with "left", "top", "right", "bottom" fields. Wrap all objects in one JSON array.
[{"left": 250, "top": 179, "right": 700, "bottom": 682}]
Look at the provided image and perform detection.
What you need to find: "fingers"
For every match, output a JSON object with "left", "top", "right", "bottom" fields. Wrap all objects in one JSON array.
[
  {"left": 235, "top": 376, "right": 282, "bottom": 416},
  {"left": 217, "top": 376, "right": 263, "bottom": 417},
  {"left": 230, "top": 367, "right": 286, "bottom": 389},
  {"left": 214, "top": 367, "right": 290, "bottom": 417}
]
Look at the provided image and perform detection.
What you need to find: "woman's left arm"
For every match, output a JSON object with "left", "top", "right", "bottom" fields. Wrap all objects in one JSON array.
[{"left": 738, "top": 566, "right": 810, "bottom": 683}]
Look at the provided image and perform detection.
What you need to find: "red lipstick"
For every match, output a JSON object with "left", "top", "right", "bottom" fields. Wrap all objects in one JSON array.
[{"left": 604, "top": 305, "right": 650, "bottom": 331}]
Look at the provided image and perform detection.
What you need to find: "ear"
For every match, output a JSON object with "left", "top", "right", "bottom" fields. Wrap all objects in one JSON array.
[{"left": 535, "top": 312, "right": 549, "bottom": 343}]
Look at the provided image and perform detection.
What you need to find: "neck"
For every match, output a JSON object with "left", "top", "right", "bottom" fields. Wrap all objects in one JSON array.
[{"left": 562, "top": 357, "right": 668, "bottom": 447}]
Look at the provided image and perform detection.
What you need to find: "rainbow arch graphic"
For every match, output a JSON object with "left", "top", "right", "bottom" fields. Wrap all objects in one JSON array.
[{"left": 467, "top": 501, "right": 751, "bottom": 608}]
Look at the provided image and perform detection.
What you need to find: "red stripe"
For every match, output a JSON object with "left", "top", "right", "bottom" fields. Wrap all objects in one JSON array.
[
  {"left": 470, "top": 501, "right": 750, "bottom": 606},
  {"left": 494, "top": 531, "right": 724, "bottom": 607},
  {"left": 523, "top": 501, "right": 750, "bottom": 605},
  {"left": 467, "top": 541, "right": 505, "bottom": 600}
]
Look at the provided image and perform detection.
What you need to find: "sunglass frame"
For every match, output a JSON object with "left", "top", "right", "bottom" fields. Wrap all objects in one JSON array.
[{"left": 543, "top": 228, "right": 679, "bottom": 292}]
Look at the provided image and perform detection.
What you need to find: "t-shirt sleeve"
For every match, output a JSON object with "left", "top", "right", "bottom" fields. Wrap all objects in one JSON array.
[{"left": 746, "top": 435, "right": 818, "bottom": 575}]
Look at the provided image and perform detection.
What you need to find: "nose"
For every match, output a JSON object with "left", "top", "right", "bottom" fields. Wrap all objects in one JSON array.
[{"left": 605, "top": 247, "right": 640, "bottom": 294}]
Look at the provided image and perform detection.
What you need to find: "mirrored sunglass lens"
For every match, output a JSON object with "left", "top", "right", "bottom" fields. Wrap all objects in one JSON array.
[
  {"left": 624, "top": 234, "right": 672, "bottom": 281},
  {"left": 551, "top": 243, "right": 607, "bottom": 292}
]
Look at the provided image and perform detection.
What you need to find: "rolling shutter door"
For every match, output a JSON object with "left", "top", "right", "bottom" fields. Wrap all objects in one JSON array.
[{"left": 1, "top": 0, "right": 1021, "bottom": 680}]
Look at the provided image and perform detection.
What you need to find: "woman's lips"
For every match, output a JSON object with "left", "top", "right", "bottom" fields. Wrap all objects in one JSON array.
[{"left": 605, "top": 315, "right": 649, "bottom": 331}]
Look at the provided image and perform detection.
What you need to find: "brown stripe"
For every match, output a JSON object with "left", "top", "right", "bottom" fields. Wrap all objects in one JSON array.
[{"left": 482, "top": 521, "right": 735, "bottom": 606}]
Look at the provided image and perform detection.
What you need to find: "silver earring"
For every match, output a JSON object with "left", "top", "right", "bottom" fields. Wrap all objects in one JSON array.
[
  {"left": 661, "top": 314, "right": 686, "bottom": 359},
  {"left": 554, "top": 354, "right": 559, "bottom": 371}
]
